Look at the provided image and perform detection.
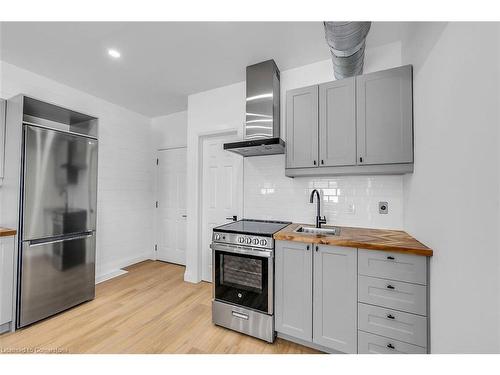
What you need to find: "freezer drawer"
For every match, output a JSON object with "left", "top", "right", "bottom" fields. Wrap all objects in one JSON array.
[
  {"left": 18, "top": 232, "right": 96, "bottom": 328},
  {"left": 22, "top": 125, "right": 98, "bottom": 240}
]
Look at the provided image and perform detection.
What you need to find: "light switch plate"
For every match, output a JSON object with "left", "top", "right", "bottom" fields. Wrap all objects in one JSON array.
[{"left": 379, "top": 201, "right": 388, "bottom": 214}]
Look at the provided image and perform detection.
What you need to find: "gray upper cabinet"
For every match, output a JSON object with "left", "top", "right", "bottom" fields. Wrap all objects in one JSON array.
[
  {"left": 275, "top": 240, "right": 313, "bottom": 341},
  {"left": 285, "top": 65, "right": 413, "bottom": 177},
  {"left": 285, "top": 85, "right": 318, "bottom": 169},
  {"left": 356, "top": 65, "right": 413, "bottom": 165},
  {"left": 0, "top": 98, "right": 5, "bottom": 181},
  {"left": 313, "top": 245, "right": 357, "bottom": 353},
  {"left": 319, "top": 78, "right": 356, "bottom": 167}
]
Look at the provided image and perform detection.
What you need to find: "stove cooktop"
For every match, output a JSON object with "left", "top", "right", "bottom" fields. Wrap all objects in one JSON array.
[{"left": 213, "top": 219, "right": 291, "bottom": 237}]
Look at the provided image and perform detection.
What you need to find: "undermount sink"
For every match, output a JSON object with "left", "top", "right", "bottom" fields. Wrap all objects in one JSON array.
[{"left": 294, "top": 226, "right": 341, "bottom": 236}]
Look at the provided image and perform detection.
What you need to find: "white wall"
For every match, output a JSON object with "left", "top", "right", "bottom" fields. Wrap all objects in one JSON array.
[
  {"left": 0, "top": 61, "right": 155, "bottom": 281},
  {"left": 185, "top": 42, "right": 404, "bottom": 282},
  {"left": 185, "top": 81, "right": 245, "bottom": 282},
  {"left": 151, "top": 111, "right": 187, "bottom": 149},
  {"left": 402, "top": 23, "right": 500, "bottom": 353}
]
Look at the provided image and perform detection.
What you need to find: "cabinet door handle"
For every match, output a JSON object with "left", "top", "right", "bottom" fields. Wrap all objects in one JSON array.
[
  {"left": 315, "top": 246, "right": 319, "bottom": 252},
  {"left": 321, "top": 160, "right": 324, "bottom": 165},
  {"left": 313, "top": 160, "right": 317, "bottom": 165},
  {"left": 359, "top": 157, "right": 363, "bottom": 163},
  {"left": 386, "top": 284, "right": 395, "bottom": 290},
  {"left": 387, "top": 256, "right": 395, "bottom": 260},
  {"left": 306, "top": 245, "right": 310, "bottom": 251},
  {"left": 386, "top": 314, "right": 395, "bottom": 320},
  {"left": 387, "top": 343, "right": 395, "bottom": 350}
]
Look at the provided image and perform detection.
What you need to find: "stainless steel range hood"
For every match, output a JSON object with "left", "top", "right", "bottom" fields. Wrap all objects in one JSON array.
[{"left": 224, "top": 60, "right": 284, "bottom": 157}]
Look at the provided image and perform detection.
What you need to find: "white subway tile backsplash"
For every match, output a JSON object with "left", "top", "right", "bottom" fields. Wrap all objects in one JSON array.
[{"left": 243, "top": 155, "right": 404, "bottom": 229}]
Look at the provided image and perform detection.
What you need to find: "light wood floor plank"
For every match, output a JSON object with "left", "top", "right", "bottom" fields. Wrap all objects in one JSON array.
[{"left": 0, "top": 260, "right": 320, "bottom": 354}]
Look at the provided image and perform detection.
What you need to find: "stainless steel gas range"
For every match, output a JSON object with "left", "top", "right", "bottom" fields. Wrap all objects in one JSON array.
[{"left": 210, "top": 219, "right": 291, "bottom": 342}]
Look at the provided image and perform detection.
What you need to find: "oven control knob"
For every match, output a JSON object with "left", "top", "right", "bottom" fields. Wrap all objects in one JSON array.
[
  {"left": 260, "top": 239, "right": 267, "bottom": 246},
  {"left": 245, "top": 237, "right": 252, "bottom": 244},
  {"left": 214, "top": 233, "right": 221, "bottom": 241},
  {"left": 253, "top": 238, "right": 260, "bottom": 245},
  {"left": 238, "top": 237, "right": 245, "bottom": 244}
]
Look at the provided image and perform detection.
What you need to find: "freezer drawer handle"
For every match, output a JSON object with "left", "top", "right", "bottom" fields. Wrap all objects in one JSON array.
[
  {"left": 232, "top": 311, "right": 249, "bottom": 320},
  {"left": 28, "top": 233, "right": 93, "bottom": 247}
]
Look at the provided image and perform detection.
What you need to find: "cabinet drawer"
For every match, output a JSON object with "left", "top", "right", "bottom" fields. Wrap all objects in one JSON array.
[
  {"left": 358, "top": 331, "right": 426, "bottom": 354},
  {"left": 358, "top": 275, "right": 427, "bottom": 315},
  {"left": 358, "top": 303, "right": 427, "bottom": 347},
  {"left": 358, "top": 249, "right": 427, "bottom": 285}
]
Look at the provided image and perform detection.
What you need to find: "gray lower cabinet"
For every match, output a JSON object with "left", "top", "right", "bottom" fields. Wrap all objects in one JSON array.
[
  {"left": 285, "top": 85, "right": 318, "bottom": 169},
  {"left": 319, "top": 78, "right": 356, "bottom": 167},
  {"left": 275, "top": 241, "right": 357, "bottom": 353},
  {"left": 0, "top": 236, "right": 15, "bottom": 333},
  {"left": 356, "top": 65, "right": 413, "bottom": 165},
  {"left": 357, "top": 249, "right": 430, "bottom": 354},
  {"left": 275, "top": 240, "right": 312, "bottom": 341},
  {"left": 313, "top": 244, "right": 357, "bottom": 353}
]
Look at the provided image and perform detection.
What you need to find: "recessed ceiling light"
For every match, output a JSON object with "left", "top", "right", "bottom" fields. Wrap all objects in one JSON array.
[{"left": 107, "top": 49, "right": 121, "bottom": 59}]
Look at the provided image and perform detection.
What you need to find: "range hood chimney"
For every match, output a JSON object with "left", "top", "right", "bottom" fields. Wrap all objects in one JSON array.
[
  {"left": 223, "top": 59, "right": 284, "bottom": 157},
  {"left": 323, "top": 22, "right": 371, "bottom": 79}
]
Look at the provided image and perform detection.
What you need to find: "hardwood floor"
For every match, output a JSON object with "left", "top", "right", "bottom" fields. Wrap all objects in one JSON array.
[{"left": 0, "top": 260, "right": 320, "bottom": 354}]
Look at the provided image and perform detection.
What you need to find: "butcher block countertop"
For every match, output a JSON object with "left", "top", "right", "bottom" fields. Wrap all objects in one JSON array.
[
  {"left": 0, "top": 227, "right": 17, "bottom": 237},
  {"left": 274, "top": 223, "right": 433, "bottom": 257}
]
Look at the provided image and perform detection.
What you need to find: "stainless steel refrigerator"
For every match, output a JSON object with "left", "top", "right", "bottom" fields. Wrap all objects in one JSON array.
[{"left": 17, "top": 124, "right": 98, "bottom": 328}]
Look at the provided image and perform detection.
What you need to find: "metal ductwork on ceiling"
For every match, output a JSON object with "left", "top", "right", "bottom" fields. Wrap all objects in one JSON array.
[{"left": 323, "top": 22, "right": 371, "bottom": 79}]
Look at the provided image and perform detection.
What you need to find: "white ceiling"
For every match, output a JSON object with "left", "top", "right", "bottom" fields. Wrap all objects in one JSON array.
[{"left": 0, "top": 22, "right": 406, "bottom": 117}]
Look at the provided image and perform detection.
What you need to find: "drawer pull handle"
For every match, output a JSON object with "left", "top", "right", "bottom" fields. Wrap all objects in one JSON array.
[
  {"left": 387, "top": 256, "right": 395, "bottom": 260},
  {"left": 232, "top": 311, "right": 249, "bottom": 320},
  {"left": 387, "top": 314, "right": 395, "bottom": 320},
  {"left": 386, "top": 284, "right": 395, "bottom": 290},
  {"left": 387, "top": 343, "right": 395, "bottom": 350}
]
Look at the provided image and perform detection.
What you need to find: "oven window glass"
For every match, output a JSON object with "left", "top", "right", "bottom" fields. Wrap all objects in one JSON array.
[
  {"left": 214, "top": 250, "right": 269, "bottom": 313},
  {"left": 222, "top": 254, "right": 262, "bottom": 292}
]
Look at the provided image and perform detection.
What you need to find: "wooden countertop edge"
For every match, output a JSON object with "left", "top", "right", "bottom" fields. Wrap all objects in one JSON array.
[
  {"left": 0, "top": 228, "right": 17, "bottom": 237},
  {"left": 274, "top": 224, "right": 433, "bottom": 257}
]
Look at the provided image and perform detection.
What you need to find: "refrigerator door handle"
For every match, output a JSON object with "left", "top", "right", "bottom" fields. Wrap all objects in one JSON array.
[{"left": 28, "top": 232, "right": 94, "bottom": 247}]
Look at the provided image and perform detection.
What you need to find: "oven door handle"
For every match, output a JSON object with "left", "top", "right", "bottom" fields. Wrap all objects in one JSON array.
[{"left": 210, "top": 243, "right": 272, "bottom": 258}]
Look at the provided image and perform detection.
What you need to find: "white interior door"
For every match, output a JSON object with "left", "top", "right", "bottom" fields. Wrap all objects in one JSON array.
[
  {"left": 201, "top": 133, "right": 243, "bottom": 282},
  {"left": 157, "top": 148, "right": 187, "bottom": 265}
]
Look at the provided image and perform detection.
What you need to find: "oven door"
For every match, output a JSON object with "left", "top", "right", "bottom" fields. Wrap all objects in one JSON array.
[{"left": 211, "top": 243, "right": 273, "bottom": 315}]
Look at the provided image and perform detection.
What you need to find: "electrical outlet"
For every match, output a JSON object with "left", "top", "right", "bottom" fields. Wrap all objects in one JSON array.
[{"left": 379, "top": 201, "right": 388, "bottom": 214}]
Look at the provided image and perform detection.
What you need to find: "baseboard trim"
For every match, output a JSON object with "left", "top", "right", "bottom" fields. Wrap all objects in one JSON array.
[
  {"left": 0, "top": 321, "right": 12, "bottom": 335},
  {"left": 95, "top": 269, "right": 128, "bottom": 284},
  {"left": 95, "top": 254, "right": 152, "bottom": 284}
]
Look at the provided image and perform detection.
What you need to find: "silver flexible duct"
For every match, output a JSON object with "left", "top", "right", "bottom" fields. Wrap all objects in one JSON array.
[{"left": 323, "top": 22, "right": 371, "bottom": 79}]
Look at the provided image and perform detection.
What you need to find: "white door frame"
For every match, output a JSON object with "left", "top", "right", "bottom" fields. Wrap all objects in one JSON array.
[
  {"left": 154, "top": 146, "right": 187, "bottom": 263},
  {"left": 196, "top": 128, "right": 242, "bottom": 282}
]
